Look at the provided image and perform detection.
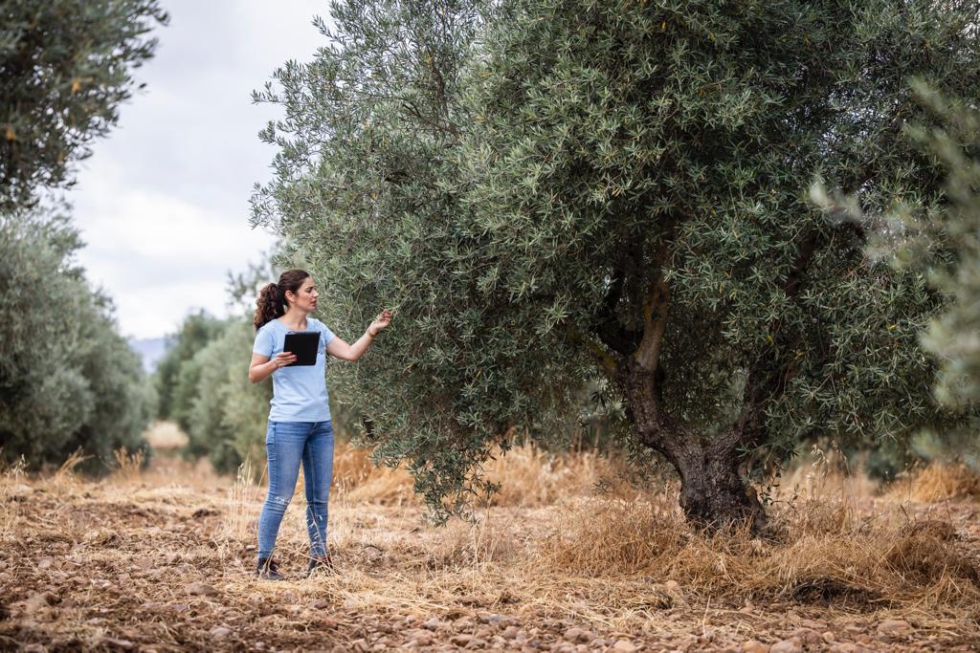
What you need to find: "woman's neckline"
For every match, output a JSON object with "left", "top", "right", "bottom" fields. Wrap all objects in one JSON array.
[{"left": 275, "top": 316, "right": 311, "bottom": 331}]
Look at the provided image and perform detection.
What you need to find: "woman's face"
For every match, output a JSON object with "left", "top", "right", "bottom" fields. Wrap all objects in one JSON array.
[{"left": 287, "top": 276, "right": 318, "bottom": 313}]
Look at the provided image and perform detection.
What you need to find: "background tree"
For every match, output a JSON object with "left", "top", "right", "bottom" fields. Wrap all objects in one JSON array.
[
  {"left": 0, "top": 1, "right": 165, "bottom": 471},
  {"left": 179, "top": 320, "right": 273, "bottom": 473},
  {"left": 154, "top": 311, "right": 227, "bottom": 423},
  {"left": 0, "top": 0, "right": 167, "bottom": 209},
  {"left": 0, "top": 208, "right": 154, "bottom": 471},
  {"left": 817, "top": 84, "right": 980, "bottom": 467},
  {"left": 152, "top": 265, "right": 280, "bottom": 474},
  {"left": 256, "top": 0, "right": 980, "bottom": 529}
]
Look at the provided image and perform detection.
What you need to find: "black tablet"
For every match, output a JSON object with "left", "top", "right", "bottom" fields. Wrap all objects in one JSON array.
[{"left": 283, "top": 332, "right": 320, "bottom": 366}]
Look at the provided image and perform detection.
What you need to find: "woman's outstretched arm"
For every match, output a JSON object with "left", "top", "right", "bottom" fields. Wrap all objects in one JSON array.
[{"left": 326, "top": 309, "right": 392, "bottom": 362}]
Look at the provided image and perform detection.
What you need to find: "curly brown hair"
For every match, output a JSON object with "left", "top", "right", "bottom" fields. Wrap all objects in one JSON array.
[{"left": 253, "top": 269, "right": 310, "bottom": 330}]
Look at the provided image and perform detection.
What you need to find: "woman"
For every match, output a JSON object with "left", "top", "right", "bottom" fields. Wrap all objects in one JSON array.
[{"left": 249, "top": 269, "right": 391, "bottom": 580}]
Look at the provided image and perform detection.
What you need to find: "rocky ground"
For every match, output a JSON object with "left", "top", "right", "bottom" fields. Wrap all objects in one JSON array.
[{"left": 1, "top": 448, "right": 979, "bottom": 652}]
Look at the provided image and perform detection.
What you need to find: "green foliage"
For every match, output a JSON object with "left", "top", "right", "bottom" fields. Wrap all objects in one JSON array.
[
  {"left": 253, "top": 0, "right": 504, "bottom": 516},
  {"left": 255, "top": 0, "right": 980, "bottom": 520},
  {"left": 181, "top": 320, "right": 273, "bottom": 474},
  {"left": 858, "top": 85, "right": 980, "bottom": 467},
  {"left": 903, "top": 88, "right": 980, "bottom": 411},
  {"left": 0, "top": 0, "right": 164, "bottom": 473},
  {"left": 0, "top": 0, "right": 167, "bottom": 209},
  {"left": 154, "top": 311, "right": 228, "bottom": 423},
  {"left": 0, "top": 208, "right": 154, "bottom": 472}
]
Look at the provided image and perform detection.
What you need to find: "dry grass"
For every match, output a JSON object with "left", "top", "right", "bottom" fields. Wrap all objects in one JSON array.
[
  {"left": 909, "top": 462, "right": 980, "bottom": 502},
  {"left": 332, "top": 440, "right": 415, "bottom": 506},
  {"left": 3, "top": 429, "right": 980, "bottom": 651},
  {"left": 536, "top": 494, "right": 980, "bottom": 610},
  {"left": 481, "top": 441, "right": 635, "bottom": 507}
]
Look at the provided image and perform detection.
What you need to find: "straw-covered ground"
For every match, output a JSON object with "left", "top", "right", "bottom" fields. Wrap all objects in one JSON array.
[{"left": 2, "top": 422, "right": 980, "bottom": 652}]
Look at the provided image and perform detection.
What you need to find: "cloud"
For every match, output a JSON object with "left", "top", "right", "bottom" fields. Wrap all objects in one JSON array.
[
  {"left": 73, "top": 158, "right": 276, "bottom": 338},
  {"left": 69, "top": 0, "right": 328, "bottom": 339}
]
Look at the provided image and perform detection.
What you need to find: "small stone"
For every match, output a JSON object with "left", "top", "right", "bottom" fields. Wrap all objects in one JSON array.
[
  {"left": 186, "top": 582, "right": 218, "bottom": 597},
  {"left": 37, "top": 557, "right": 55, "bottom": 570},
  {"left": 502, "top": 626, "right": 520, "bottom": 640},
  {"left": 770, "top": 638, "right": 802, "bottom": 653},
  {"left": 793, "top": 628, "right": 822, "bottom": 646},
  {"left": 564, "top": 627, "right": 593, "bottom": 643},
  {"left": 822, "top": 632, "right": 835, "bottom": 643},
  {"left": 408, "top": 630, "right": 433, "bottom": 646},
  {"left": 664, "top": 580, "right": 681, "bottom": 591},
  {"left": 423, "top": 617, "right": 444, "bottom": 630},
  {"left": 742, "top": 641, "right": 769, "bottom": 653},
  {"left": 877, "top": 619, "right": 912, "bottom": 640},
  {"left": 834, "top": 645, "right": 875, "bottom": 653},
  {"left": 100, "top": 638, "right": 136, "bottom": 650},
  {"left": 210, "top": 626, "right": 231, "bottom": 639},
  {"left": 450, "top": 634, "right": 473, "bottom": 646},
  {"left": 313, "top": 598, "right": 331, "bottom": 609},
  {"left": 614, "top": 640, "right": 638, "bottom": 652}
]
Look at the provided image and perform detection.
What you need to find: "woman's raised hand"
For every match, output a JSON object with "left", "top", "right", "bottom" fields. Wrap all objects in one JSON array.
[
  {"left": 273, "top": 352, "right": 298, "bottom": 368},
  {"left": 368, "top": 308, "right": 393, "bottom": 337}
]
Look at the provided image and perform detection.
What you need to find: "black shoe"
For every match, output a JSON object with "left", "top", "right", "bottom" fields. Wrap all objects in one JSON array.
[
  {"left": 307, "top": 555, "right": 335, "bottom": 577},
  {"left": 255, "top": 557, "right": 284, "bottom": 580}
]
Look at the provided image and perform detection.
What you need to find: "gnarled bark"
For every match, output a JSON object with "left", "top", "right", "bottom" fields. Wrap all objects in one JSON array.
[{"left": 618, "top": 357, "right": 768, "bottom": 533}]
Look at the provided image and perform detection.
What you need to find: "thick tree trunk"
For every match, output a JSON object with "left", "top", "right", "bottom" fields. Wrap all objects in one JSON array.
[
  {"left": 673, "top": 439, "right": 767, "bottom": 533},
  {"left": 594, "top": 268, "right": 770, "bottom": 535},
  {"left": 618, "top": 358, "right": 768, "bottom": 534}
]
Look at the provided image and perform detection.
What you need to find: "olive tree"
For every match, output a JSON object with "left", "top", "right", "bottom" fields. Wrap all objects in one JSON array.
[
  {"left": 256, "top": 0, "right": 980, "bottom": 529},
  {"left": 0, "top": 0, "right": 164, "bottom": 471},
  {"left": 0, "top": 0, "right": 167, "bottom": 209},
  {"left": 0, "top": 208, "right": 153, "bottom": 471}
]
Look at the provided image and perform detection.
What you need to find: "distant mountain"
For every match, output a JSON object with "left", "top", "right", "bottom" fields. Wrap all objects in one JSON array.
[{"left": 129, "top": 336, "right": 169, "bottom": 373}]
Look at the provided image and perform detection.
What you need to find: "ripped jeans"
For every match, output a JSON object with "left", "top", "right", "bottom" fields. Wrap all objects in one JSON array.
[{"left": 257, "top": 420, "right": 334, "bottom": 561}]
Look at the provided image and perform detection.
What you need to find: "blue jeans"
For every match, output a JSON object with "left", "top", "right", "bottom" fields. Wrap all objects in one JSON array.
[{"left": 257, "top": 420, "right": 334, "bottom": 560}]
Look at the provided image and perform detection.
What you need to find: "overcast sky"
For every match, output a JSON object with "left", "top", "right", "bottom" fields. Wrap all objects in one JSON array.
[{"left": 71, "top": 0, "right": 328, "bottom": 340}]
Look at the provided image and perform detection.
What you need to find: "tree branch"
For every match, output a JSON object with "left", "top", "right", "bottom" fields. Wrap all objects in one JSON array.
[
  {"left": 719, "top": 230, "right": 824, "bottom": 453},
  {"left": 566, "top": 322, "right": 620, "bottom": 379},
  {"left": 634, "top": 276, "right": 669, "bottom": 372}
]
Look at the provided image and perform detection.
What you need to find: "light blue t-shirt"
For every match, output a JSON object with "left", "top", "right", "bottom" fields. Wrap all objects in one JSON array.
[{"left": 253, "top": 317, "right": 336, "bottom": 422}]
